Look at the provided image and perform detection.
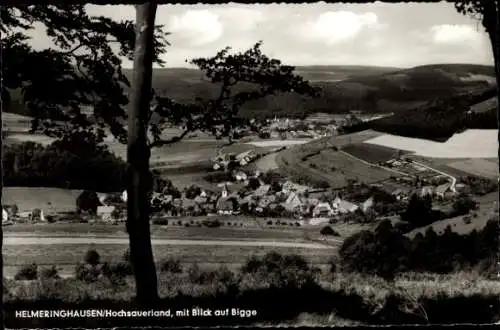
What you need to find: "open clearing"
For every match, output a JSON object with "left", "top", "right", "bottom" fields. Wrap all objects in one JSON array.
[
  {"left": 341, "top": 143, "right": 404, "bottom": 164},
  {"left": 2, "top": 187, "right": 82, "bottom": 213},
  {"left": 447, "top": 159, "right": 499, "bottom": 179},
  {"left": 364, "top": 129, "right": 498, "bottom": 158}
]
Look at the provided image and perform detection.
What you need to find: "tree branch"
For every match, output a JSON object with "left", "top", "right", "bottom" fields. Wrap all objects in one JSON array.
[{"left": 149, "top": 128, "right": 191, "bottom": 148}]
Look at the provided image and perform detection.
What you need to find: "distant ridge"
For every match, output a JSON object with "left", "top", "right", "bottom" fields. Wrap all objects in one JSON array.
[{"left": 5, "top": 63, "right": 496, "bottom": 120}]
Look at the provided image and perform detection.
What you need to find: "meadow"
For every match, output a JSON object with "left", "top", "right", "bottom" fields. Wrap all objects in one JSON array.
[
  {"left": 2, "top": 187, "right": 83, "bottom": 213},
  {"left": 276, "top": 131, "right": 396, "bottom": 188}
]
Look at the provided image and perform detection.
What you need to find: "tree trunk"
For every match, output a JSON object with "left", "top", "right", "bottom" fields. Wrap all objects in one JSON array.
[
  {"left": 127, "top": 1, "right": 159, "bottom": 305},
  {"left": 0, "top": 80, "right": 4, "bottom": 320},
  {"left": 482, "top": 1, "right": 500, "bottom": 214}
]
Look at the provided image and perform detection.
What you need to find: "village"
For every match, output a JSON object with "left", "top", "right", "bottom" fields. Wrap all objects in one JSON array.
[{"left": 2, "top": 152, "right": 472, "bottom": 229}]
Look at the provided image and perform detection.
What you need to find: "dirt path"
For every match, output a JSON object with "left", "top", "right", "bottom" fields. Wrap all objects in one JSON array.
[{"left": 3, "top": 236, "right": 337, "bottom": 249}]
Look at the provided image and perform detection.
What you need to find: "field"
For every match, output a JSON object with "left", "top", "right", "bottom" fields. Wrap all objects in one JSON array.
[
  {"left": 2, "top": 187, "right": 83, "bottom": 213},
  {"left": 341, "top": 143, "right": 404, "bottom": 164},
  {"left": 364, "top": 129, "right": 498, "bottom": 159},
  {"left": 447, "top": 158, "right": 499, "bottom": 180},
  {"left": 276, "top": 130, "right": 399, "bottom": 188}
]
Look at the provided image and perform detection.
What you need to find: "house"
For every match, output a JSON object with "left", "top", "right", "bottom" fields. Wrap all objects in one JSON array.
[
  {"left": 97, "top": 205, "right": 115, "bottom": 221},
  {"left": 217, "top": 198, "right": 236, "bottom": 215},
  {"left": 283, "top": 192, "right": 303, "bottom": 211},
  {"left": 2, "top": 209, "right": 9, "bottom": 222},
  {"left": 420, "top": 186, "right": 434, "bottom": 197},
  {"left": 312, "top": 202, "right": 334, "bottom": 217},
  {"left": 435, "top": 183, "right": 451, "bottom": 199},
  {"left": 218, "top": 184, "right": 230, "bottom": 198},
  {"left": 234, "top": 171, "right": 248, "bottom": 181},
  {"left": 332, "top": 197, "right": 359, "bottom": 214},
  {"left": 257, "top": 195, "right": 276, "bottom": 209},
  {"left": 194, "top": 195, "right": 208, "bottom": 205},
  {"left": 391, "top": 189, "right": 405, "bottom": 201},
  {"left": 254, "top": 184, "right": 271, "bottom": 197},
  {"left": 361, "top": 197, "right": 374, "bottom": 213}
]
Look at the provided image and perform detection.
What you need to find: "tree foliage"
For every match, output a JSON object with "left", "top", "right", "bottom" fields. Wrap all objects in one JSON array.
[
  {"left": 148, "top": 41, "right": 320, "bottom": 148},
  {"left": 1, "top": 5, "right": 168, "bottom": 144}
]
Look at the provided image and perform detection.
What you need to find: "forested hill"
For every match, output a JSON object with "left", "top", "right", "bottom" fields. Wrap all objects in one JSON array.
[{"left": 5, "top": 64, "right": 495, "bottom": 120}]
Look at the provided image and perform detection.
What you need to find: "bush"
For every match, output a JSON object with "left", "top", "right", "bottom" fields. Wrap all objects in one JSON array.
[
  {"left": 40, "top": 266, "right": 60, "bottom": 279},
  {"left": 159, "top": 257, "right": 183, "bottom": 274},
  {"left": 152, "top": 218, "right": 169, "bottom": 225},
  {"left": 266, "top": 220, "right": 273, "bottom": 225},
  {"left": 463, "top": 216, "right": 472, "bottom": 225},
  {"left": 102, "top": 262, "right": 134, "bottom": 284},
  {"left": 75, "top": 263, "right": 101, "bottom": 283},
  {"left": 84, "top": 249, "right": 101, "bottom": 266},
  {"left": 320, "top": 226, "right": 338, "bottom": 236},
  {"left": 202, "top": 219, "right": 221, "bottom": 228},
  {"left": 15, "top": 263, "right": 38, "bottom": 280},
  {"left": 240, "top": 252, "right": 319, "bottom": 289}
]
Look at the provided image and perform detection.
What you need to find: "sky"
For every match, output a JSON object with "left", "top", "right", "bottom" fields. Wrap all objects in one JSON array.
[{"left": 28, "top": 2, "right": 494, "bottom": 69}]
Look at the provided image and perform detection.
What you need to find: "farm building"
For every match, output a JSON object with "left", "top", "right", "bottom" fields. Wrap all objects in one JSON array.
[
  {"left": 312, "top": 202, "right": 334, "bottom": 217},
  {"left": 420, "top": 186, "right": 434, "bottom": 197},
  {"left": 97, "top": 206, "right": 115, "bottom": 221},
  {"left": 361, "top": 197, "right": 374, "bottom": 212},
  {"left": 332, "top": 197, "right": 359, "bottom": 214},
  {"left": 3, "top": 209, "right": 9, "bottom": 222},
  {"left": 283, "top": 192, "right": 303, "bottom": 211},
  {"left": 435, "top": 183, "right": 452, "bottom": 199}
]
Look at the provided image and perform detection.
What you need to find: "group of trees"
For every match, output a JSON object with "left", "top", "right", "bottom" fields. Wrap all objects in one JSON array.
[
  {"left": 343, "top": 87, "right": 498, "bottom": 141},
  {"left": 3, "top": 140, "right": 127, "bottom": 192},
  {"left": 340, "top": 218, "right": 499, "bottom": 280}
]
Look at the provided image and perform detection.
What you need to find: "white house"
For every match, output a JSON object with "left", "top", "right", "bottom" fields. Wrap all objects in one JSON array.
[
  {"left": 234, "top": 171, "right": 248, "bottom": 182},
  {"left": 97, "top": 206, "right": 116, "bottom": 221},
  {"left": 2, "top": 209, "right": 9, "bottom": 222},
  {"left": 332, "top": 197, "right": 359, "bottom": 214},
  {"left": 312, "top": 202, "right": 334, "bottom": 217},
  {"left": 361, "top": 197, "right": 374, "bottom": 213}
]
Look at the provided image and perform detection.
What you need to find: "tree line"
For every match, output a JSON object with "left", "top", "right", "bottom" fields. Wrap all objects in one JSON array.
[{"left": 340, "top": 218, "right": 499, "bottom": 280}]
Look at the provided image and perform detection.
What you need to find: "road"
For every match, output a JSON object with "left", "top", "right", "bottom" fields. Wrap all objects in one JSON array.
[
  {"left": 3, "top": 236, "right": 338, "bottom": 249},
  {"left": 410, "top": 160, "right": 457, "bottom": 192},
  {"left": 340, "top": 150, "right": 457, "bottom": 192}
]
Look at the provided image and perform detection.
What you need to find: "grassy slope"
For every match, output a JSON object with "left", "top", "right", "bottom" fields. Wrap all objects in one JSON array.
[
  {"left": 2, "top": 187, "right": 83, "bottom": 213},
  {"left": 5, "top": 64, "right": 495, "bottom": 119},
  {"left": 276, "top": 130, "right": 395, "bottom": 188}
]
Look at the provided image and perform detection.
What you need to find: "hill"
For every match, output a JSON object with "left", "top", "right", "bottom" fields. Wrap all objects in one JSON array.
[{"left": 4, "top": 64, "right": 495, "bottom": 120}]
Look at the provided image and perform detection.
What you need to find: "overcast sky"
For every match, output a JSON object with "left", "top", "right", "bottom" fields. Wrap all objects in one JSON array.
[{"left": 29, "top": 2, "right": 494, "bottom": 68}]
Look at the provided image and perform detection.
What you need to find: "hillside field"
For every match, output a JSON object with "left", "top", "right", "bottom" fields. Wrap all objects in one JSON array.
[{"left": 2, "top": 187, "right": 82, "bottom": 213}]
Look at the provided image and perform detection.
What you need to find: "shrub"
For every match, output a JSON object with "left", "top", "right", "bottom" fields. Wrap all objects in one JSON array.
[
  {"left": 240, "top": 252, "right": 319, "bottom": 289},
  {"left": 184, "top": 223, "right": 190, "bottom": 227},
  {"left": 15, "top": 263, "right": 38, "bottom": 280},
  {"left": 320, "top": 226, "right": 339, "bottom": 236},
  {"left": 177, "top": 220, "right": 182, "bottom": 226},
  {"left": 187, "top": 264, "right": 235, "bottom": 286},
  {"left": 102, "top": 262, "right": 134, "bottom": 284},
  {"left": 295, "top": 222, "right": 301, "bottom": 226},
  {"left": 159, "top": 257, "right": 183, "bottom": 274},
  {"left": 266, "top": 220, "right": 272, "bottom": 225},
  {"left": 84, "top": 249, "right": 101, "bottom": 266},
  {"left": 152, "top": 218, "right": 169, "bottom": 225},
  {"left": 202, "top": 219, "right": 221, "bottom": 228},
  {"left": 463, "top": 216, "right": 472, "bottom": 225},
  {"left": 75, "top": 263, "right": 101, "bottom": 283},
  {"left": 40, "top": 266, "right": 60, "bottom": 279}
]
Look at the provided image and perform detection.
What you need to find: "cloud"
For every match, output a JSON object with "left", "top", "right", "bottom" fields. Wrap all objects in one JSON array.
[
  {"left": 297, "top": 11, "right": 380, "bottom": 45},
  {"left": 214, "top": 7, "right": 265, "bottom": 32},
  {"left": 431, "top": 24, "right": 482, "bottom": 44},
  {"left": 168, "top": 10, "right": 223, "bottom": 46}
]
